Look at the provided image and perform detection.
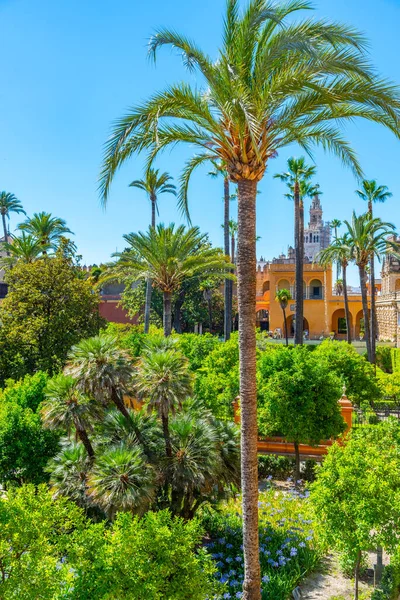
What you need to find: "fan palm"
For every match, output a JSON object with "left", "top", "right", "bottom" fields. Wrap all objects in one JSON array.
[
  {"left": 18, "top": 212, "right": 73, "bottom": 254},
  {"left": 87, "top": 445, "right": 155, "bottom": 519},
  {"left": 0, "top": 192, "right": 25, "bottom": 253},
  {"left": 46, "top": 442, "right": 92, "bottom": 507},
  {"left": 275, "top": 157, "right": 316, "bottom": 344},
  {"left": 356, "top": 180, "right": 392, "bottom": 363},
  {"left": 98, "top": 408, "right": 163, "bottom": 457},
  {"left": 0, "top": 232, "right": 46, "bottom": 269},
  {"left": 317, "top": 235, "right": 353, "bottom": 343},
  {"left": 330, "top": 219, "right": 342, "bottom": 280},
  {"left": 129, "top": 168, "right": 176, "bottom": 333},
  {"left": 99, "top": 3, "right": 400, "bottom": 595},
  {"left": 344, "top": 213, "right": 395, "bottom": 361},
  {"left": 275, "top": 288, "right": 291, "bottom": 346},
  {"left": 103, "top": 224, "right": 232, "bottom": 336},
  {"left": 135, "top": 349, "right": 193, "bottom": 457}
]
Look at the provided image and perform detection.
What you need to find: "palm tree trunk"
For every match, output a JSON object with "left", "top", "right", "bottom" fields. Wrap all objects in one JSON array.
[
  {"left": 370, "top": 257, "right": 377, "bottom": 363},
  {"left": 163, "top": 291, "right": 172, "bottom": 337},
  {"left": 1, "top": 213, "right": 9, "bottom": 255},
  {"left": 295, "top": 184, "right": 303, "bottom": 345},
  {"left": 144, "top": 197, "right": 157, "bottom": 334},
  {"left": 162, "top": 413, "right": 172, "bottom": 458},
  {"left": 283, "top": 307, "right": 288, "bottom": 346},
  {"left": 224, "top": 177, "right": 232, "bottom": 342},
  {"left": 76, "top": 425, "right": 95, "bottom": 459},
  {"left": 173, "top": 290, "right": 185, "bottom": 334},
  {"left": 343, "top": 263, "right": 352, "bottom": 344},
  {"left": 231, "top": 233, "right": 236, "bottom": 331},
  {"left": 359, "top": 265, "right": 372, "bottom": 362},
  {"left": 237, "top": 178, "right": 261, "bottom": 600},
  {"left": 207, "top": 292, "right": 213, "bottom": 332}
]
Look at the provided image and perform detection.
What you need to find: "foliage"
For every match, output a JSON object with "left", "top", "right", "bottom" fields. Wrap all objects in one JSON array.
[
  {"left": 314, "top": 340, "right": 381, "bottom": 406},
  {"left": 258, "top": 455, "right": 295, "bottom": 481},
  {"left": 391, "top": 348, "right": 400, "bottom": 374},
  {"left": 376, "top": 346, "right": 393, "bottom": 373},
  {"left": 370, "top": 564, "right": 400, "bottom": 600},
  {"left": 310, "top": 420, "right": 400, "bottom": 592},
  {"left": 0, "top": 253, "right": 103, "bottom": 382},
  {"left": 201, "top": 487, "right": 321, "bottom": 600},
  {"left": 18, "top": 211, "right": 73, "bottom": 251},
  {"left": 0, "top": 371, "right": 49, "bottom": 411},
  {"left": 178, "top": 333, "right": 220, "bottom": 371}
]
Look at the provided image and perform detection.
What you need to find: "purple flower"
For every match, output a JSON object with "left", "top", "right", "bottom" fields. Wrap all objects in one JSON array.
[
  {"left": 262, "top": 575, "right": 270, "bottom": 583},
  {"left": 290, "top": 547, "right": 298, "bottom": 556},
  {"left": 235, "top": 593, "right": 243, "bottom": 599}
]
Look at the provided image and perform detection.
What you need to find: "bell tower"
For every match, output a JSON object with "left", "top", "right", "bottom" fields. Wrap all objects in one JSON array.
[{"left": 309, "top": 195, "right": 323, "bottom": 228}]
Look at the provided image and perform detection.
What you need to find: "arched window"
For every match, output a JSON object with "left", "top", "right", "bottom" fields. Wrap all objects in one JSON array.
[
  {"left": 262, "top": 281, "right": 270, "bottom": 294},
  {"left": 277, "top": 279, "right": 290, "bottom": 291},
  {"left": 316, "top": 235, "right": 319, "bottom": 243},
  {"left": 309, "top": 279, "right": 323, "bottom": 299}
]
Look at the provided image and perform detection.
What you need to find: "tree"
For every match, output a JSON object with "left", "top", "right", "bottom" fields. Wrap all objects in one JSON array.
[
  {"left": 0, "top": 191, "right": 25, "bottom": 251},
  {"left": 41, "top": 374, "right": 101, "bottom": 459},
  {"left": 99, "top": 3, "right": 400, "bottom": 595},
  {"left": 356, "top": 180, "right": 393, "bottom": 365},
  {"left": 0, "top": 232, "right": 48, "bottom": 269},
  {"left": 275, "top": 288, "right": 291, "bottom": 346},
  {"left": 0, "top": 253, "right": 103, "bottom": 382},
  {"left": 274, "top": 158, "right": 316, "bottom": 345},
  {"left": 46, "top": 442, "right": 92, "bottom": 508},
  {"left": 344, "top": 212, "right": 395, "bottom": 362},
  {"left": 104, "top": 224, "right": 232, "bottom": 336},
  {"left": 135, "top": 348, "right": 193, "bottom": 457},
  {"left": 317, "top": 234, "right": 353, "bottom": 343},
  {"left": 18, "top": 211, "right": 73, "bottom": 254},
  {"left": 258, "top": 346, "right": 345, "bottom": 481},
  {"left": 330, "top": 219, "right": 342, "bottom": 279},
  {"left": 129, "top": 168, "right": 177, "bottom": 333},
  {"left": 310, "top": 420, "right": 400, "bottom": 600}
]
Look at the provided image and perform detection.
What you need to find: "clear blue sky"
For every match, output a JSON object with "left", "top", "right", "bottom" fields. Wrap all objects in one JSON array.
[{"left": 0, "top": 0, "right": 399, "bottom": 284}]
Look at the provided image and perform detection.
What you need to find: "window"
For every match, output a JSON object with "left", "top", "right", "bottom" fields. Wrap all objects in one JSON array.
[{"left": 338, "top": 317, "right": 347, "bottom": 334}]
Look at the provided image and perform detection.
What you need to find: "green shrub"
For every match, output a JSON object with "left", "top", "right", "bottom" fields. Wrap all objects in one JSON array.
[
  {"left": 391, "top": 348, "right": 400, "bottom": 374},
  {"left": 371, "top": 564, "right": 400, "bottom": 599},
  {"left": 177, "top": 333, "right": 220, "bottom": 371},
  {"left": 258, "top": 455, "right": 295, "bottom": 480},
  {"left": 377, "top": 347, "right": 393, "bottom": 373},
  {"left": 0, "top": 372, "right": 49, "bottom": 412}
]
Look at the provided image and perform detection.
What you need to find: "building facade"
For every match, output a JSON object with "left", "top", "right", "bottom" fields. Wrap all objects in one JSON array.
[
  {"left": 303, "top": 194, "right": 331, "bottom": 261},
  {"left": 376, "top": 239, "right": 400, "bottom": 344}
]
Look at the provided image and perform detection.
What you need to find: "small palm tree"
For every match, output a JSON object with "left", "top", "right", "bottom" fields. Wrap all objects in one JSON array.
[
  {"left": 46, "top": 442, "right": 91, "bottom": 507},
  {"left": 0, "top": 232, "right": 46, "bottom": 269},
  {"left": 344, "top": 213, "right": 395, "bottom": 361},
  {"left": 129, "top": 168, "right": 176, "bottom": 333},
  {"left": 135, "top": 349, "right": 193, "bottom": 457},
  {"left": 41, "top": 374, "right": 101, "bottom": 459},
  {"left": 87, "top": 445, "right": 155, "bottom": 519},
  {"left": 275, "top": 288, "right": 292, "bottom": 346},
  {"left": 330, "top": 219, "right": 342, "bottom": 280},
  {"left": 275, "top": 158, "right": 316, "bottom": 345},
  {"left": 0, "top": 192, "right": 25, "bottom": 252},
  {"left": 356, "top": 180, "right": 392, "bottom": 363},
  {"left": 18, "top": 211, "right": 73, "bottom": 254},
  {"left": 104, "top": 224, "right": 232, "bottom": 336},
  {"left": 317, "top": 235, "right": 353, "bottom": 343}
]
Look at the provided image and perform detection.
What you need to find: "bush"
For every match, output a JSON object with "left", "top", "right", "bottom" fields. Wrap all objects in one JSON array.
[
  {"left": 177, "top": 333, "right": 220, "bottom": 371},
  {"left": 377, "top": 347, "right": 393, "bottom": 373},
  {"left": 391, "top": 348, "right": 400, "bottom": 374},
  {"left": 0, "top": 372, "right": 49, "bottom": 411},
  {"left": 371, "top": 564, "right": 400, "bottom": 599},
  {"left": 258, "top": 455, "right": 295, "bottom": 480}
]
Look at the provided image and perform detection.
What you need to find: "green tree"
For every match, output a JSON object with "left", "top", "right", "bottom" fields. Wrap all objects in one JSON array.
[
  {"left": 0, "top": 371, "right": 49, "bottom": 411},
  {"left": 344, "top": 212, "right": 395, "bottom": 362},
  {"left": 105, "top": 224, "right": 232, "bottom": 336},
  {"left": 99, "top": 2, "right": 400, "bottom": 595},
  {"left": 329, "top": 219, "right": 342, "bottom": 279},
  {"left": 275, "top": 288, "right": 291, "bottom": 346},
  {"left": 274, "top": 157, "right": 316, "bottom": 344},
  {"left": 258, "top": 346, "right": 345, "bottom": 480},
  {"left": 46, "top": 442, "right": 92, "bottom": 508},
  {"left": 0, "top": 254, "right": 103, "bottom": 382},
  {"left": 356, "top": 180, "right": 393, "bottom": 365},
  {"left": 310, "top": 420, "right": 400, "bottom": 600},
  {"left": 317, "top": 234, "right": 353, "bottom": 343},
  {"left": 0, "top": 191, "right": 25, "bottom": 250},
  {"left": 18, "top": 211, "right": 72, "bottom": 254},
  {"left": 129, "top": 168, "right": 177, "bottom": 333},
  {"left": 0, "top": 232, "right": 47, "bottom": 269},
  {"left": 135, "top": 348, "right": 193, "bottom": 457}
]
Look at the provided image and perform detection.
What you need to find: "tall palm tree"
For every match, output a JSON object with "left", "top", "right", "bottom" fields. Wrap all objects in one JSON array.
[
  {"left": 18, "top": 211, "right": 73, "bottom": 254},
  {"left": 275, "top": 288, "right": 291, "bottom": 346},
  {"left": 0, "top": 192, "right": 25, "bottom": 253},
  {"left": 275, "top": 157, "right": 316, "bottom": 345},
  {"left": 229, "top": 219, "right": 238, "bottom": 265},
  {"left": 104, "top": 224, "right": 232, "bottom": 337},
  {"left": 330, "top": 219, "right": 342, "bottom": 280},
  {"left": 129, "top": 168, "right": 176, "bottom": 333},
  {"left": 317, "top": 235, "right": 353, "bottom": 343},
  {"left": 356, "top": 180, "right": 392, "bottom": 364},
  {"left": 99, "top": 3, "right": 400, "bottom": 596},
  {"left": 344, "top": 213, "right": 395, "bottom": 362},
  {"left": 87, "top": 445, "right": 155, "bottom": 519},
  {"left": 0, "top": 232, "right": 46, "bottom": 269},
  {"left": 41, "top": 374, "right": 100, "bottom": 459},
  {"left": 209, "top": 160, "right": 235, "bottom": 341},
  {"left": 135, "top": 349, "right": 193, "bottom": 457}
]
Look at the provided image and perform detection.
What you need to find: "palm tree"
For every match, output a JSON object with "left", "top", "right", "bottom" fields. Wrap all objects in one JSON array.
[
  {"left": 275, "top": 288, "right": 291, "bottom": 346},
  {"left": 0, "top": 232, "right": 46, "bottom": 269},
  {"left": 0, "top": 192, "right": 25, "bottom": 253},
  {"left": 229, "top": 219, "right": 238, "bottom": 265},
  {"left": 46, "top": 442, "right": 92, "bottom": 507},
  {"left": 275, "top": 158, "right": 316, "bottom": 345},
  {"left": 129, "top": 168, "right": 176, "bottom": 333},
  {"left": 135, "top": 349, "right": 193, "bottom": 457},
  {"left": 330, "top": 219, "right": 342, "bottom": 280},
  {"left": 344, "top": 213, "right": 395, "bottom": 361},
  {"left": 317, "top": 235, "right": 353, "bottom": 343},
  {"left": 99, "top": 3, "right": 400, "bottom": 596},
  {"left": 18, "top": 211, "right": 73, "bottom": 254},
  {"left": 104, "top": 224, "right": 232, "bottom": 336},
  {"left": 356, "top": 180, "right": 392, "bottom": 364},
  {"left": 87, "top": 445, "right": 155, "bottom": 519},
  {"left": 209, "top": 160, "right": 235, "bottom": 341},
  {"left": 41, "top": 374, "right": 100, "bottom": 459}
]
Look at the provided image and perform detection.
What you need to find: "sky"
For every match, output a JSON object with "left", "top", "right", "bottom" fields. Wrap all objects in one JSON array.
[{"left": 0, "top": 0, "right": 399, "bottom": 285}]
